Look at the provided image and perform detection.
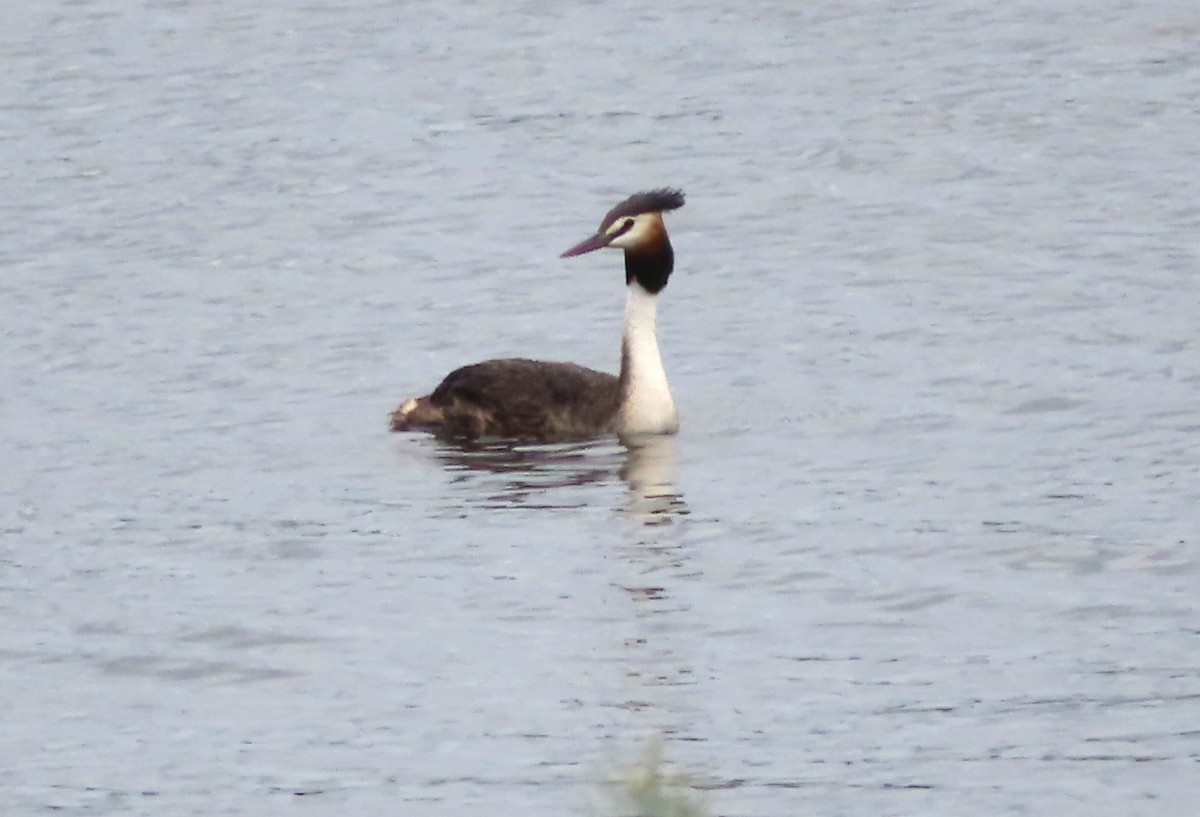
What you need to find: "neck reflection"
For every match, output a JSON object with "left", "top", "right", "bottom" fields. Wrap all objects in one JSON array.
[{"left": 619, "top": 435, "right": 687, "bottom": 525}]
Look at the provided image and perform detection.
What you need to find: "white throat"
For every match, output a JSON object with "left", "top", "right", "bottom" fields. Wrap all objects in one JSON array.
[{"left": 619, "top": 282, "right": 678, "bottom": 436}]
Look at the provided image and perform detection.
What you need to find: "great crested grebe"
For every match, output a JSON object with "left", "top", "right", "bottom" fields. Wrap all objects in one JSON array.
[{"left": 390, "top": 188, "right": 685, "bottom": 441}]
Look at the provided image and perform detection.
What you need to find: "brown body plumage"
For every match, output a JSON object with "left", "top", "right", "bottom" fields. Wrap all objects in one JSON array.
[
  {"left": 390, "top": 189, "right": 685, "bottom": 442},
  {"left": 391, "top": 358, "right": 622, "bottom": 440}
]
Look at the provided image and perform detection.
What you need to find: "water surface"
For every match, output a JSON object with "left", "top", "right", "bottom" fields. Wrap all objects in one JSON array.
[{"left": 2, "top": 1, "right": 1198, "bottom": 815}]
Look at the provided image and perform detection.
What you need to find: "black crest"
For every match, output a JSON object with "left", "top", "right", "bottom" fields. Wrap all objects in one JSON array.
[{"left": 599, "top": 188, "right": 685, "bottom": 231}]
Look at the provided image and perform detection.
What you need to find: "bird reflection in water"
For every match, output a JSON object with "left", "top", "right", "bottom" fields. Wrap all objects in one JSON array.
[
  {"left": 426, "top": 436, "right": 686, "bottom": 523},
  {"left": 618, "top": 436, "right": 687, "bottom": 525}
]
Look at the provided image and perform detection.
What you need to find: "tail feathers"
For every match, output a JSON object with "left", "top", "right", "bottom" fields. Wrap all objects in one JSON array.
[{"left": 389, "top": 395, "right": 444, "bottom": 432}]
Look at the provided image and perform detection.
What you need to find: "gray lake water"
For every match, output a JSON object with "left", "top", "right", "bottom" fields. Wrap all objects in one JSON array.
[{"left": 2, "top": 1, "right": 1199, "bottom": 815}]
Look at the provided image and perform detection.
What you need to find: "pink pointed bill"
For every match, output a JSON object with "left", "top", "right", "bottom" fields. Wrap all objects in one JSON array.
[{"left": 560, "top": 231, "right": 614, "bottom": 258}]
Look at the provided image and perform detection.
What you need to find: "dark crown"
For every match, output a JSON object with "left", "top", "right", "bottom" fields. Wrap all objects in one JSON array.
[{"left": 599, "top": 188, "right": 685, "bottom": 231}]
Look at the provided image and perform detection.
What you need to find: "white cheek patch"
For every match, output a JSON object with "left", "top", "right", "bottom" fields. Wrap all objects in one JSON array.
[{"left": 609, "top": 215, "right": 656, "bottom": 249}]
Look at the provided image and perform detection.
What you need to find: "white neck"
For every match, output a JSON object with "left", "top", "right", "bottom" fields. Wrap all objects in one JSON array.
[{"left": 619, "top": 282, "right": 678, "bottom": 436}]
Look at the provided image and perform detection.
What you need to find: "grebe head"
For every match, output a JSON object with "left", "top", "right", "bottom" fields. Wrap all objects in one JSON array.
[{"left": 560, "top": 189, "right": 685, "bottom": 258}]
